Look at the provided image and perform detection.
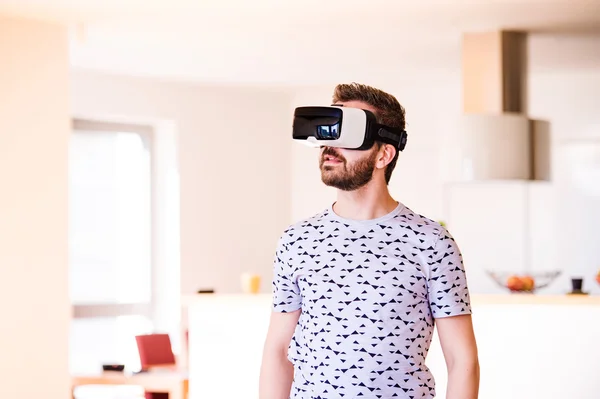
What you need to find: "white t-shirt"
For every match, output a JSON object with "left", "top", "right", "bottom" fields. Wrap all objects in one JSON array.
[{"left": 272, "top": 202, "right": 472, "bottom": 399}]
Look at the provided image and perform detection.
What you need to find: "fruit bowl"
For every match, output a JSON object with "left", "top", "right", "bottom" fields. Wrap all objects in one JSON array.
[{"left": 486, "top": 270, "right": 562, "bottom": 293}]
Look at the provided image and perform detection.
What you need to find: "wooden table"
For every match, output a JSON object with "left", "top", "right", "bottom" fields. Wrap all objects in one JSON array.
[{"left": 72, "top": 370, "right": 188, "bottom": 399}]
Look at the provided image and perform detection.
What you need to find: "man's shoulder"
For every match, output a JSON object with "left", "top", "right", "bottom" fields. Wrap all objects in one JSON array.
[
  {"left": 391, "top": 205, "right": 447, "bottom": 249},
  {"left": 277, "top": 208, "right": 332, "bottom": 244}
]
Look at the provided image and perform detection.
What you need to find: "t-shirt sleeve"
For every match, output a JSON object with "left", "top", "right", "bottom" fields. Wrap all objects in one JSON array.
[
  {"left": 271, "top": 231, "right": 302, "bottom": 313},
  {"left": 427, "top": 228, "right": 472, "bottom": 318}
]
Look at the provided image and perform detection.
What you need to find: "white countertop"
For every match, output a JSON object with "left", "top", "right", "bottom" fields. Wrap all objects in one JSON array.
[{"left": 182, "top": 292, "right": 600, "bottom": 306}]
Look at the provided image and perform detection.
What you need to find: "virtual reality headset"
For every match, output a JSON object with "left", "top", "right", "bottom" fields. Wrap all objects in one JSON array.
[{"left": 292, "top": 105, "right": 408, "bottom": 151}]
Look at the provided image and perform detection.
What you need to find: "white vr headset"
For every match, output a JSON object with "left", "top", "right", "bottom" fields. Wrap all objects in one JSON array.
[{"left": 292, "top": 105, "right": 408, "bottom": 151}]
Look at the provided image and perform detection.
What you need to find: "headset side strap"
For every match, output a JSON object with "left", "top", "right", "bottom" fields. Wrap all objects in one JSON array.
[{"left": 376, "top": 126, "right": 408, "bottom": 151}]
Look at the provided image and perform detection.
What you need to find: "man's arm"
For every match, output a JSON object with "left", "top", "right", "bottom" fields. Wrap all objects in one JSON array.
[
  {"left": 259, "top": 309, "right": 301, "bottom": 399},
  {"left": 426, "top": 226, "right": 479, "bottom": 398},
  {"left": 436, "top": 314, "right": 480, "bottom": 399}
]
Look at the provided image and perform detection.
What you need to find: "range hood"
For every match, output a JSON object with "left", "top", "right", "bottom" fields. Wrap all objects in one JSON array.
[{"left": 446, "top": 30, "right": 551, "bottom": 181}]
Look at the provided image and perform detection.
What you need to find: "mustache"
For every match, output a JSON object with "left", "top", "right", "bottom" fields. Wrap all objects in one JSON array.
[{"left": 321, "top": 147, "right": 345, "bottom": 162}]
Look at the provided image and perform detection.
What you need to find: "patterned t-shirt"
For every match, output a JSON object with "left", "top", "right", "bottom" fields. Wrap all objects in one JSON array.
[{"left": 271, "top": 202, "right": 472, "bottom": 399}]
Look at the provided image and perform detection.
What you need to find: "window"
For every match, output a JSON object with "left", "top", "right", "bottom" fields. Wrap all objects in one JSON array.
[{"left": 68, "top": 120, "right": 155, "bottom": 374}]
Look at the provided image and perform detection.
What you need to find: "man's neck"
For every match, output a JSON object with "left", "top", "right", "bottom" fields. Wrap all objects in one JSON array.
[{"left": 332, "top": 180, "right": 399, "bottom": 221}]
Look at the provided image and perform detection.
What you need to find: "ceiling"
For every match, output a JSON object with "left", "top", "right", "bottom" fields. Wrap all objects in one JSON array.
[{"left": 1, "top": 0, "right": 599, "bottom": 86}]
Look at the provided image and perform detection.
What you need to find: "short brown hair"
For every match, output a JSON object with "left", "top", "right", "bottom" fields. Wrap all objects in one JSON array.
[{"left": 332, "top": 82, "right": 406, "bottom": 184}]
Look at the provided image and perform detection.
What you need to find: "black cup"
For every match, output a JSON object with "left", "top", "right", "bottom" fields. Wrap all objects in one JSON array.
[{"left": 571, "top": 278, "right": 583, "bottom": 292}]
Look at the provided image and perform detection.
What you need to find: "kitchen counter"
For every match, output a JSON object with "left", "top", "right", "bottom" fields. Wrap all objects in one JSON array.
[
  {"left": 470, "top": 293, "right": 600, "bottom": 305},
  {"left": 182, "top": 292, "right": 600, "bottom": 306},
  {"left": 183, "top": 293, "right": 600, "bottom": 399}
]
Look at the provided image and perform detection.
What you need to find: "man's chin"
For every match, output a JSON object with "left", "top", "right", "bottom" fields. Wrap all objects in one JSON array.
[
  {"left": 320, "top": 175, "right": 338, "bottom": 188},
  {"left": 322, "top": 181, "right": 359, "bottom": 191},
  {"left": 321, "top": 174, "right": 353, "bottom": 191},
  {"left": 321, "top": 169, "right": 375, "bottom": 191}
]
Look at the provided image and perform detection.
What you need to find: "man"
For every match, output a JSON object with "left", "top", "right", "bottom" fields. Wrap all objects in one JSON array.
[{"left": 259, "top": 83, "right": 479, "bottom": 399}]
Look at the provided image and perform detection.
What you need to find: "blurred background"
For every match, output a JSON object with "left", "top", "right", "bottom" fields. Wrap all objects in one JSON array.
[{"left": 1, "top": 0, "right": 599, "bottom": 398}]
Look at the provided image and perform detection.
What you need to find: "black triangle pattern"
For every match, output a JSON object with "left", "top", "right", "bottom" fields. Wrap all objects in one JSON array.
[{"left": 271, "top": 205, "right": 472, "bottom": 399}]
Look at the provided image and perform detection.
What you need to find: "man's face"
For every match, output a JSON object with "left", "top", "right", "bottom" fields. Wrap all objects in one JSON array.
[{"left": 319, "top": 100, "right": 382, "bottom": 191}]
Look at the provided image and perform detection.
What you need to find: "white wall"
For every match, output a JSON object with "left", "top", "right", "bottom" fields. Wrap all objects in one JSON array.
[
  {"left": 289, "top": 33, "right": 600, "bottom": 295},
  {"left": 528, "top": 34, "right": 600, "bottom": 294},
  {"left": 0, "top": 15, "right": 71, "bottom": 399},
  {"left": 70, "top": 71, "right": 294, "bottom": 296},
  {"left": 70, "top": 32, "right": 600, "bottom": 300}
]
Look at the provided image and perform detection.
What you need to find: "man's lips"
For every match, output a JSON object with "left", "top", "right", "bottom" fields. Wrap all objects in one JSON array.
[{"left": 323, "top": 154, "right": 343, "bottom": 163}]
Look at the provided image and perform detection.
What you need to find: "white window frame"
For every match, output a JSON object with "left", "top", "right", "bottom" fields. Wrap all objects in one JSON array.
[{"left": 70, "top": 118, "right": 159, "bottom": 324}]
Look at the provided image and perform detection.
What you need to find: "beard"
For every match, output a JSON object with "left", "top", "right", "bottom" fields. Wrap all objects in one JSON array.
[{"left": 320, "top": 146, "right": 378, "bottom": 191}]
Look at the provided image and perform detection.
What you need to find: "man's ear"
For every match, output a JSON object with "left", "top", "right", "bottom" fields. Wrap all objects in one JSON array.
[{"left": 377, "top": 143, "right": 396, "bottom": 168}]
